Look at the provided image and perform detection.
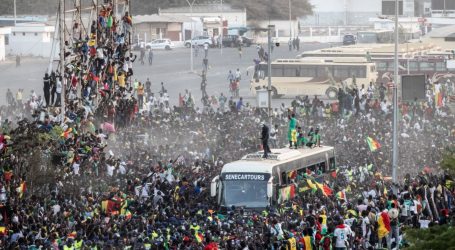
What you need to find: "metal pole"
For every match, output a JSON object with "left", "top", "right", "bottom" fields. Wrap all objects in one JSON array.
[
  {"left": 190, "top": 4, "right": 194, "bottom": 72},
  {"left": 186, "top": 0, "right": 195, "bottom": 72},
  {"left": 13, "top": 0, "right": 17, "bottom": 26},
  {"left": 288, "top": 0, "right": 292, "bottom": 38},
  {"left": 267, "top": 25, "right": 273, "bottom": 130},
  {"left": 59, "top": 0, "right": 65, "bottom": 121},
  {"left": 113, "top": 0, "right": 117, "bottom": 18},
  {"left": 392, "top": 0, "right": 399, "bottom": 184},
  {"left": 220, "top": 0, "right": 223, "bottom": 55}
]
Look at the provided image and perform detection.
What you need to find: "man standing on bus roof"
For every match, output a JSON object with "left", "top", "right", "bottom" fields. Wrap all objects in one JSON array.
[
  {"left": 261, "top": 122, "right": 271, "bottom": 158},
  {"left": 288, "top": 110, "right": 297, "bottom": 149}
]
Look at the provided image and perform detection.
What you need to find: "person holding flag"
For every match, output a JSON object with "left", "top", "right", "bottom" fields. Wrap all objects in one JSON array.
[
  {"left": 288, "top": 111, "right": 297, "bottom": 148},
  {"left": 366, "top": 136, "right": 381, "bottom": 152}
]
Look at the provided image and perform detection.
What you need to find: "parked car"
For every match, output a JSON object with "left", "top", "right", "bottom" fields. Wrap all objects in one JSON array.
[
  {"left": 184, "top": 36, "right": 213, "bottom": 48},
  {"left": 145, "top": 39, "right": 175, "bottom": 50},
  {"left": 343, "top": 34, "right": 356, "bottom": 45},
  {"left": 221, "top": 35, "right": 252, "bottom": 47},
  {"left": 132, "top": 42, "right": 145, "bottom": 51}
]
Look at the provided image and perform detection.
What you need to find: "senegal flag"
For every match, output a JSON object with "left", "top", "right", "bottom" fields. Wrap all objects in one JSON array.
[
  {"left": 278, "top": 185, "right": 296, "bottom": 203},
  {"left": 377, "top": 211, "right": 391, "bottom": 239},
  {"left": 315, "top": 181, "right": 333, "bottom": 197},
  {"left": 336, "top": 190, "right": 346, "bottom": 200},
  {"left": 16, "top": 181, "right": 26, "bottom": 198},
  {"left": 366, "top": 137, "right": 381, "bottom": 152}
]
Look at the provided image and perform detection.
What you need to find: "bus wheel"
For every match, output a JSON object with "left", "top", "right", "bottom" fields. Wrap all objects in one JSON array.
[{"left": 325, "top": 87, "right": 338, "bottom": 99}]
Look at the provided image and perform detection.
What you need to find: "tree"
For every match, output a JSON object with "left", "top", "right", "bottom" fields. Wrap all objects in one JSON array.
[
  {"left": 441, "top": 147, "right": 455, "bottom": 176},
  {"left": 1, "top": 0, "right": 312, "bottom": 20},
  {"left": 404, "top": 225, "right": 455, "bottom": 250},
  {"left": 229, "top": 0, "right": 312, "bottom": 21}
]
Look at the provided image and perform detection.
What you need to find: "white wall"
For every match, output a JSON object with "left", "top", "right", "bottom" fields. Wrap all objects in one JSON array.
[
  {"left": 311, "top": 0, "right": 381, "bottom": 12},
  {"left": 161, "top": 11, "right": 246, "bottom": 28},
  {"left": 0, "top": 34, "right": 5, "bottom": 61},
  {"left": 7, "top": 31, "right": 54, "bottom": 57},
  {"left": 304, "top": 0, "right": 382, "bottom": 25}
]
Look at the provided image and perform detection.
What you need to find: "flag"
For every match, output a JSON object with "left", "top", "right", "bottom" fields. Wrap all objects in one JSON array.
[
  {"left": 377, "top": 212, "right": 391, "bottom": 239},
  {"left": 315, "top": 181, "right": 333, "bottom": 196},
  {"left": 383, "top": 186, "right": 388, "bottom": 197},
  {"left": 278, "top": 185, "right": 296, "bottom": 203},
  {"left": 101, "top": 200, "right": 116, "bottom": 215},
  {"left": 366, "top": 137, "right": 381, "bottom": 152},
  {"left": 124, "top": 210, "right": 132, "bottom": 220},
  {"left": 299, "top": 186, "right": 310, "bottom": 193},
  {"left": 0, "top": 226, "right": 7, "bottom": 236},
  {"left": 306, "top": 179, "right": 317, "bottom": 193},
  {"left": 16, "top": 181, "right": 26, "bottom": 198},
  {"left": 195, "top": 232, "right": 204, "bottom": 243},
  {"left": 288, "top": 170, "right": 297, "bottom": 180},
  {"left": 67, "top": 231, "right": 77, "bottom": 239},
  {"left": 336, "top": 190, "right": 346, "bottom": 200}
]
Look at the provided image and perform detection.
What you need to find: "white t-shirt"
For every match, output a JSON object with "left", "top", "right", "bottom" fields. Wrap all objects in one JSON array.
[
  {"left": 362, "top": 217, "right": 371, "bottom": 238},
  {"left": 419, "top": 219, "right": 430, "bottom": 229},
  {"left": 106, "top": 164, "right": 115, "bottom": 176},
  {"left": 270, "top": 127, "right": 277, "bottom": 140},
  {"left": 72, "top": 162, "right": 80, "bottom": 175},
  {"left": 334, "top": 226, "right": 351, "bottom": 248}
]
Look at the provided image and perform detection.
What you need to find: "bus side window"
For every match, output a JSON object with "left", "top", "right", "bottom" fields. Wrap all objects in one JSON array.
[
  {"left": 329, "top": 157, "right": 336, "bottom": 171},
  {"left": 297, "top": 167, "right": 306, "bottom": 178},
  {"left": 319, "top": 162, "right": 326, "bottom": 173},
  {"left": 272, "top": 65, "right": 284, "bottom": 77},
  {"left": 435, "top": 62, "right": 446, "bottom": 72},
  {"left": 281, "top": 171, "right": 287, "bottom": 185}
]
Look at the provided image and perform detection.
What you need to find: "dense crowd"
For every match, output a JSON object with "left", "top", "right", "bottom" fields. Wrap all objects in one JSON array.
[
  {"left": 1, "top": 0, "right": 455, "bottom": 248},
  {"left": 1, "top": 70, "right": 455, "bottom": 249}
]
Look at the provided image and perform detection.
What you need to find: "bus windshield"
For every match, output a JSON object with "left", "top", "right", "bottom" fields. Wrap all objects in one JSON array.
[{"left": 221, "top": 173, "right": 270, "bottom": 208}]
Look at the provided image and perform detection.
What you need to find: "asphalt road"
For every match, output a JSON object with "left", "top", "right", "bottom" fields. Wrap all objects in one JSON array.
[{"left": 0, "top": 42, "right": 332, "bottom": 106}]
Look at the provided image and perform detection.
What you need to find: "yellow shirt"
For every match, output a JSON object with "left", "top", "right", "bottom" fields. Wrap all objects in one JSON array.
[
  {"left": 118, "top": 74, "right": 125, "bottom": 88},
  {"left": 287, "top": 237, "right": 297, "bottom": 250}
]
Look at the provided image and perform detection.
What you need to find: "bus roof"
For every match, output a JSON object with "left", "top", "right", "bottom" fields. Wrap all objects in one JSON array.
[
  {"left": 221, "top": 146, "right": 335, "bottom": 174},
  {"left": 273, "top": 58, "right": 373, "bottom": 64}
]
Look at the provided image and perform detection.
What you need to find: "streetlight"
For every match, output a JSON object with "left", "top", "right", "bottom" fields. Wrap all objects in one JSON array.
[
  {"left": 220, "top": 0, "right": 223, "bottom": 55},
  {"left": 392, "top": 0, "right": 399, "bottom": 184},
  {"left": 288, "top": 0, "right": 292, "bottom": 38},
  {"left": 267, "top": 25, "right": 275, "bottom": 130},
  {"left": 13, "top": 0, "right": 16, "bottom": 26},
  {"left": 186, "top": 0, "right": 196, "bottom": 72}
]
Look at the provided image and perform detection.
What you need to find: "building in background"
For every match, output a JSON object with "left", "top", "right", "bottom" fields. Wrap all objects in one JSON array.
[
  {"left": 301, "top": 0, "right": 382, "bottom": 26},
  {"left": 0, "top": 27, "right": 11, "bottom": 61},
  {"left": 6, "top": 23, "right": 54, "bottom": 57},
  {"left": 431, "top": 0, "right": 455, "bottom": 18},
  {"left": 159, "top": 4, "right": 246, "bottom": 38},
  {"left": 133, "top": 14, "right": 198, "bottom": 42}
]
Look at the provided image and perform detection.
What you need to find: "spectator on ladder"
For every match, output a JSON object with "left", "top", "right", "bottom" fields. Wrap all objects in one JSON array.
[{"left": 122, "top": 11, "right": 132, "bottom": 41}]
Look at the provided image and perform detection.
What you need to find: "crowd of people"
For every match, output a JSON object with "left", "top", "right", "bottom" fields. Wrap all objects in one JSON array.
[
  {"left": 1, "top": 68, "right": 454, "bottom": 248},
  {"left": 0, "top": 0, "right": 455, "bottom": 248}
]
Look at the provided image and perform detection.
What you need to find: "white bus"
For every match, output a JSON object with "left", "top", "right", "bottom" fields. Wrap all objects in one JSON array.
[
  {"left": 251, "top": 58, "right": 378, "bottom": 99},
  {"left": 210, "top": 146, "right": 336, "bottom": 209}
]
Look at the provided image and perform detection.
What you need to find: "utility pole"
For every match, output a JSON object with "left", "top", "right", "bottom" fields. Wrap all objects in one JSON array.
[
  {"left": 288, "top": 0, "right": 292, "bottom": 38},
  {"left": 186, "top": 0, "right": 196, "bottom": 72},
  {"left": 267, "top": 25, "right": 274, "bottom": 130},
  {"left": 13, "top": 0, "right": 17, "bottom": 26},
  {"left": 220, "top": 0, "right": 223, "bottom": 55},
  {"left": 392, "top": 0, "right": 399, "bottom": 184},
  {"left": 59, "top": 0, "right": 65, "bottom": 121}
]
